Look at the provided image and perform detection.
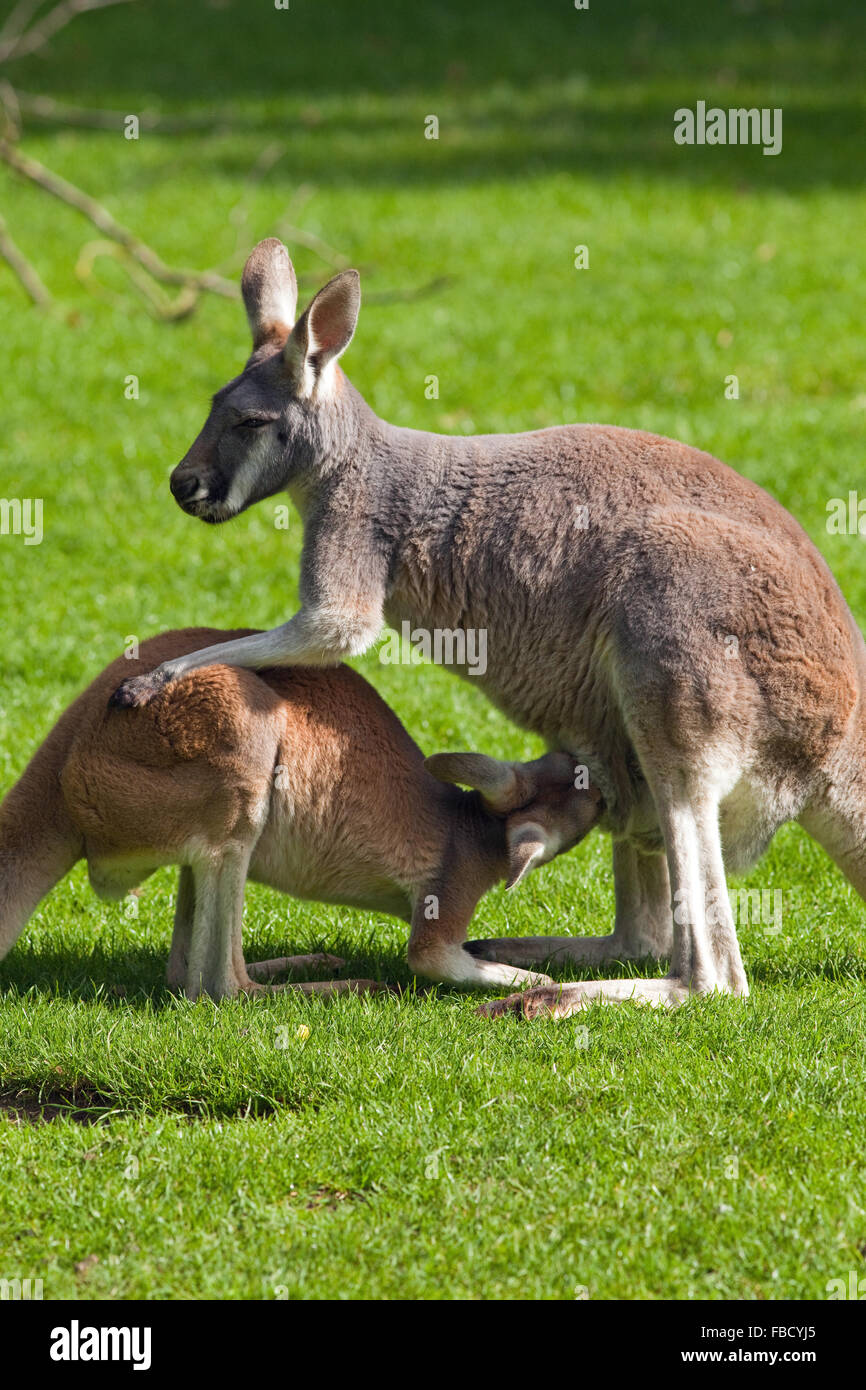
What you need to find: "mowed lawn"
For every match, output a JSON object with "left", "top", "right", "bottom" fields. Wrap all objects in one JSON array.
[{"left": 1, "top": 0, "right": 865, "bottom": 1300}]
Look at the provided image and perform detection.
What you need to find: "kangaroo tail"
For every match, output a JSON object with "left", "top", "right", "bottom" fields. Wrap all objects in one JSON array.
[{"left": 0, "top": 715, "right": 83, "bottom": 961}]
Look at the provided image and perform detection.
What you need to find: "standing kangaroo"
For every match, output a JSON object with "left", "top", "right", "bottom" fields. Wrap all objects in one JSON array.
[
  {"left": 1, "top": 629, "right": 600, "bottom": 1000},
  {"left": 111, "top": 238, "right": 866, "bottom": 1016}
]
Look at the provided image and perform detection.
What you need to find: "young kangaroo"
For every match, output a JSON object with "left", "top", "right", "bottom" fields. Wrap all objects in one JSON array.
[
  {"left": 1, "top": 629, "right": 600, "bottom": 1000},
  {"left": 111, "top": 238, "right": 866, "bottom": 1014}
]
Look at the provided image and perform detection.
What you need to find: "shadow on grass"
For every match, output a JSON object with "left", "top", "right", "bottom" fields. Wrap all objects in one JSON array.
[
  {"left": 6, "top": 0, "right": 864, "bottom": 193},
  {"left": 3, "top": 937, "right": 865, "bottom": 1006},
  {"left": 0, "top": 936, "right": 413, "bottom": 1008},
  {"left": 0, "top": 1079, "right": 301, "bottom": 1121},
  {"left": 533, "top": 952, "right": 866, "bottom": 988}
]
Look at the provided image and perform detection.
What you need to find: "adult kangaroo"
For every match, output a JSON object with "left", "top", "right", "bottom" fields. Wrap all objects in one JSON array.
[
  {"left": 0, "top": 629, "right": 599, "bottom": 1000},
  {"left": 112, "top": 238, "right": 866, "bottom": 1014}
]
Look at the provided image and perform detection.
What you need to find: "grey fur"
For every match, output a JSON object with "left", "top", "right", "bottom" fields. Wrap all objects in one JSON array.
[{"left": 112, "top": 239, "right": 866, "bottom": 1012}]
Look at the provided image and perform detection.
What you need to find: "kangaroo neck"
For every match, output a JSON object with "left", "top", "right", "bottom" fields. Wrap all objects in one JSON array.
[
  {"left": 448, "top": 787, "right": 509, "bottom": 894},
  {"left": 298, "top": 383, "right": 480, "bottom": 531}
]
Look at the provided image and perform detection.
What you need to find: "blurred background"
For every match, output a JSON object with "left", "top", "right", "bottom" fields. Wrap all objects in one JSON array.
[{"left": 1, "top": 0, "right": 864, "bottom": 746}]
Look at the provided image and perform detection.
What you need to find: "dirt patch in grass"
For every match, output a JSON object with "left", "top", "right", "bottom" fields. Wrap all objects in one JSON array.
[
  {"left": 280, "top": 1185, "right": 369, "bottom": 1211},
  {"left": 0, "top": 1083, "right": 121, "bottom": 1126},
  {"left": 305, "top": 1185, "right": 367, "bottom": 1210},
  {"left": 0, "top": 1080, "right": 313, "bottom": 1125}
]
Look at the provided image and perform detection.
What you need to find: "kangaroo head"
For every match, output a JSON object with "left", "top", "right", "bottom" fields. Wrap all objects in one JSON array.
[
  {"left": 425, "top": 750, "right": 603, "bottom": 890},
  {"left": 170, "top": 239, "right": 361, "bottom": 524}
]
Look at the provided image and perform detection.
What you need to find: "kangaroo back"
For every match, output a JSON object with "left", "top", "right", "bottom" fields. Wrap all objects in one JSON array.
[
  {"left": 0, "top": 628, "right": 264, "bottom": 963},
  {"left": 0, "top": 700, "right": 84, "bottom": 961}
]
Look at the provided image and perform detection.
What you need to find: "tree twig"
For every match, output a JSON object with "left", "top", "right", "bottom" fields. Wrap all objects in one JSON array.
[
  {"left": 364, "top": 274, "right": 455, "bottom": 305},
  {"left": 0, "top": 138, "right": 237, "bottom": 298},
  {"left": 0, "top": 0, "right": 45, "bottom": 50},
  {"left": 0, "top": 0, "right": 448, "bottom": 320},
  {"left": 0, "top": 211, "right": 51, "bottom": 304},
  {"left": 0, "top": 0, "right": 135, "bottom": 65},
  {"left": 0, "top": 77, "right": 21, "bottom": 139},
  {"left": 0, "top": 0, "right": 238, "bottom": 319},
  {"left": 75, "top": 237, "right": 201, "bottom": 319},
  {"left": 273, "top": 206, "right": 352, "bottom": 272},
  {"left": 11, "top": 89, "right": 233, "bottom": 132}
]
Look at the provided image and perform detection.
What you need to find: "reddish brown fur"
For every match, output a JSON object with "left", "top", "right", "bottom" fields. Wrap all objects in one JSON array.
[{"left": 0, "top": 629, "right": 600, "bottom": 999}]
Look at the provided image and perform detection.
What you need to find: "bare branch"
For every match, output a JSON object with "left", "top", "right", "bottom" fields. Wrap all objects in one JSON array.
[
  {"left": 12, "top": 89, "right": 228, "bottom": 133},
  {"left": 0, "top": 211, "right": 51, "bottom": 304},
  {"left": 0, "top": 77, "right": 21, "bottom": 139},
  {"left": 12, "top": 90, "right": 122, "bottom": 129},
  {"left": 274, "top": 205, "right": 352, "bottom": 272},
  {"left": 0, "top": 0, "right": 239, "bottom": 321},
  {"left": 75, "top": 238, "right": 200, "bottom": 320},
  {"left": 0, "top": 0, "right": 135, "bottom": 65},
  {"left": 0, "top": 0, "right": 45, "bottom": 50},
  {"left": 0, "top": 138, "right": 237, "bottom": 298},
  {"left": 0, "top": 0, "right": 443, "bottom": 322},
  {"left": 364, "top": 274, "right": 455, "bottom": 306}
]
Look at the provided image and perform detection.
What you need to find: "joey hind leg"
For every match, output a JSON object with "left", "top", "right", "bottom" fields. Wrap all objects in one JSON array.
[
  {"left": 247, "top": 947, "right": 389, "bottom": 1000},
  {"left": 246, "top": 953, "right": 345, "bottom": 981},
  {"left": 466, "top": 841, "right": 673, "bottom": 970},
  {"left": 176, "top": 858, "right": 386, "bottom": 1000}
]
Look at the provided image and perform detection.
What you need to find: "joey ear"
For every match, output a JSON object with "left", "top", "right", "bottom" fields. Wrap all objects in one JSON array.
[
  {"left": 505, "top": 823, "right": 552, "bottom": 891},
  {"left": 284, "top": 269, "right": 360, "bottom": 389},
  {"left": 241, "top": 239, "right": 298, "bottom": 349},
  {"left": 424, "top": 752, "right": 520, "bottom": 812}
]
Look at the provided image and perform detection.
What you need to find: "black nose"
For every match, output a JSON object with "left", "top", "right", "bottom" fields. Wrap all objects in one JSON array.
[{"left": 170, "top": 471, "right": 201, "bottom": 503}]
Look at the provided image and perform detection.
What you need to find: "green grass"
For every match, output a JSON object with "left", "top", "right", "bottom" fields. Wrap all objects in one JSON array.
[{"left": 1, "top": 0, "right": 865, "bottom": 1300}]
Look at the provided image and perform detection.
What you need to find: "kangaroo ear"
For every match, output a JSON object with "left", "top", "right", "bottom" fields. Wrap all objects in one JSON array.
[
  {"left": 284, "top": 270, "right": 360, "bottom": 390},
  {"left": 241, "top": 239, "right": 298, "bottom": 349},
  {"left": 505, "top": 822, "right": 552, "bottom": 891},
  {"left": 425, "top": 752, "right": 520, "bottom": 812}
]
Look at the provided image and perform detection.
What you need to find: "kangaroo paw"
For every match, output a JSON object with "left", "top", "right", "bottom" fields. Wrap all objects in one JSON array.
[{"left": 109, "top": 667, "right": 172, "bottom": 709}]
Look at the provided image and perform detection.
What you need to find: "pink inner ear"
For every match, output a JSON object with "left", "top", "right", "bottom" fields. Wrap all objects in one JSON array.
[
  {"left": 310, "top": 287, "right": 355, "bottom": 353},
  {"left": 311, "top": 306, "right": 343, "bottom": 351}
]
